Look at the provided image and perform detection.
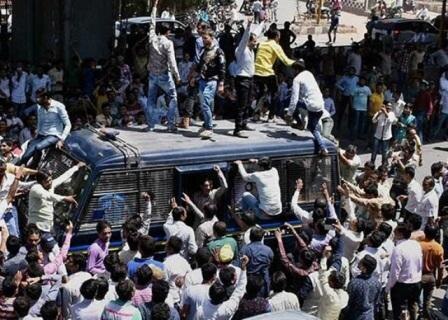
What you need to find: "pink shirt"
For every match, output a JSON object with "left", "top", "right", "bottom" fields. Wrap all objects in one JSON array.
[{"left": 132, "top": 286, "right": 152, "bottom": 306}]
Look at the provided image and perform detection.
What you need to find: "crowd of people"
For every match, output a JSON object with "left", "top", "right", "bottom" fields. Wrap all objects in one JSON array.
[{"left": 0, "top": 0, "right": 447, "bottom": 319}]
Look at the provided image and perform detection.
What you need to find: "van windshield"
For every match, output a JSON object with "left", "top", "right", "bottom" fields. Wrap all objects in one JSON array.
[{"left": 39, "top": 150, "right": 90, "bottom": 229}]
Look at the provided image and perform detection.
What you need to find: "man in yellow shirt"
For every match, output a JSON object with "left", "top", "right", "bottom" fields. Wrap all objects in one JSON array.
[
  {"left": 254, "top": 29, "right": 295, "bottom": 121},
  {"left": 369, "top": 83, "right": 385, "bottom": 118}
]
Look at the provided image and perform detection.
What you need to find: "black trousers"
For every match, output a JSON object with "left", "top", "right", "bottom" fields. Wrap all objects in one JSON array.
[
  {"left": 181, "top": 85, "right": 199, "bottom": 117},
  {"left": 235, "top": 76, "right": 253, "bottom": 131},
  {"left": 390, "top": 282, "right": 421, "bottom": 320},
  {"left": 254, "top": 75, "right": 278, "bottom": 119}
]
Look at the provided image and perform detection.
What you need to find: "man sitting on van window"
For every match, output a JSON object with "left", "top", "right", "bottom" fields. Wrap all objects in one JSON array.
[
  {"left": 19, "top": 88, "right": 72, "bottom": 167},
  {"left": 193, "top": 165, "right": 228, "bottom": 212},
  {"left": 28, "top": 162, "right": 84, "bottom": 233},
  {"left": 234, "top": 157, "right": 282, "bottom": 219}
]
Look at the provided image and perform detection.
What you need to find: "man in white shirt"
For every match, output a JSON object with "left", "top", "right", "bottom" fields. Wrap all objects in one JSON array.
[
  {"left": 286, "top": 59, "right": 328, "bottom": 156},
  {"left": 164, "top": 236, "right": 193, "bottom": 305},
  {"left": 398, "top": 166, "right": 423, "bottom": 216},
  {"left": 163, "top": 206, "right": 198, "bottom": 259},
  {"left": 28, "top": 162, "right": 82, "bottom": 233},
  {"left": 233, "top": 18, "right": 257, "bottom": 138},
  {"left": 181, "top": 263, "right": 217, "bottom": 320},
  {"left": 234, "top": 157, "right": 282, "bottom": 219},
  {"left": 195, "top": 256, "right": 249, "bottom": 320},
  {"left": 252, "top": 0, "right": 263, "bottom": 23},
  {"left": 418, "top": 176, "right": 439, "bottom": 229},
  {"left": 371, "top": 103, "right": 396, "bottom": 165},
  {"left": 339, "top": 145, "right": 361, "bottom": 184},
  {"left": 11, "top": 64, "right": 28, "bottom": 114},
  {"left": 70, "top": 278, "right": 107, "bottom": 320},
  {"left": 434, "top": 70, "right": 448, "bottom": 139},
  {"left": 386, "top": 222, "right": 423, "bottom": 320},
  {"left": 269, "top": 271, "right": 301, "bottom": 312}
]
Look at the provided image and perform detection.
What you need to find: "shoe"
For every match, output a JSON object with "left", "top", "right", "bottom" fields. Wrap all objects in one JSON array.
[
  {"left": 319, "top": 149, "right": 329, "bottom": 157},
  {"left": 178, "top": 117, "right": 190, "bottom": 129},
  {"left": 198, "top": 127, "right": 205, "bottom": 134},
  {"left": 241, "top": 124, "right": 255, "bottom": 131},
  {"left": 144, "top": 127, "right": 155, "bottom": 132},
  {"left": 199, "top": 129, "right": 213, "bottom": 139},
  {"left": 167, "top": 126, "right": 178, "bottom": 133},
  {"left": 233, "top": 130, "right": 249, "bottom": 138}
]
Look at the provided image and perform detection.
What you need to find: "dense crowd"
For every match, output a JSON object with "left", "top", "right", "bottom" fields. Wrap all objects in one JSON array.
[{"left": 0, "top": 0, "right": 447, "bottom": 319}]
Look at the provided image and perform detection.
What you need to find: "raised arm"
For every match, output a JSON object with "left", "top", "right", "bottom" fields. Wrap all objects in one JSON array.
[
  {"left": 44, "top": 223, "right": 73, "bottom": 275},
  {"left": 234, "top": 160, "right": 253, "bottom": 182},
  {"left": 52, "top": 162, "right": 84, "bottom": 188},
  {"left": 149, "top": 0, "right": 159, "bottom": 40},
  {"left": 235, "top": 19, "right": 253, "bottom": 60},
  {"left": 139, "top": 192, "right": 153, "bottom": 235},
  {"left": 213, "top": 165, "right": 228, "bottom": 198},
  {"left": 291, "top": 179, "right": 312, "bottom": 225},
  {"left": 273, "top": 42, "right": 295, "bottom": 66}
]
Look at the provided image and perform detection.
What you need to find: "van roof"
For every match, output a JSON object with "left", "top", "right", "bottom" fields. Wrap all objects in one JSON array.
[{"left": 65, "top": 120, "right": 337, "bottom": 170}]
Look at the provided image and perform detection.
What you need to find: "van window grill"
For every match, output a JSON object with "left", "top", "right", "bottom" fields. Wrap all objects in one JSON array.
[{"left": 80, "top": 169, "right": 174, "bottom": 232}]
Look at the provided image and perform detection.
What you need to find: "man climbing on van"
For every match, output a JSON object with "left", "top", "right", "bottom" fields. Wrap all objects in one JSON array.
[{"left": 234, "top": 157, "right": 282, "bottom": 219}]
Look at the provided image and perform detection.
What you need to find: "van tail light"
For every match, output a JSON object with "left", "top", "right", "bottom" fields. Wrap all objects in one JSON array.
[{"left": 393, "top": 30, "right": 400, "bottom": 38}]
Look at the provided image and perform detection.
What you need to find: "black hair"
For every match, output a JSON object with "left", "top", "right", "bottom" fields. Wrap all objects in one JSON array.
[
  {"left": 2, "top": 275, "right": 17, "bottom": 297},
  {"left": 359, "top": 255, "right": 377, "bottom": 275},
  {"left": 96, "top": 220, "right": 111, "bottom": 234},
  {"left": 136, "top": 264, "right": 153, "bottom": 286},
  {"left": 219, "top": 266, "right": 236, "bottom": 287},
  {"left": 69, "top": 252, "right": 87, "bottom": 272},
  {"left": 166, "top": 236, "right": 182, "bottom": 254},
  {"left": 203, "top": 203, "right": 218, "bottom": 219},
  {"left": 195, "top": 247, "right": 212, "bottom": 267},
  {"left": 159, "top": 25, "right": 170, "bottom": 35},
  {"left": 329, "top": 270, "right": 346, "bottom": 289},
  {"left": 300, "top": 250, "right": 316, "bottom": 269},
  {"left": 138, "top": 235, "right": 156, "bottom": 258},
  {"left": 249, "top": 227, "right": 265, "bottom": 242},
  {"left": 381, "top": 203, "right": 396, "bottom": 221},
  {"left": 213, "top": 221, "right": 227, "bottom": 237},
  {"left": 246, "top": 275, "right": 264, "bottom": 298},
  {"left": 151, "top": 302, "right": 171, "bottom": 320},
  {"left": 209, "top": 282, "right": 227, "bottom": 304},
  {"left": 364, "top": 185, "right": 379, "bottom": 198},
  {"left": 110, "top": 263, "right": 128, "bottom": 282},
  {"left": 24, "top": 223, "right": 41, "bottom": 240},
  {"left": 364, "top": 161, "right": 376, "bottom": 171},
  {"left": 368, "top": 231, "right": 386, "bottom": 248},
  {"left": 258, "top": 157, "right": 272, "bottom": 170},
  {"left": 80, "top": 279, "right": 98, "bottom": 300},
  {"left": 201, "top": 262, "right": 217, "bottom": 282},
  {"left": 36, "top": 170, "right": 52, "bottom": 185},
  {"left": 423, "top": 176, "right": 435, "bottom": 189},
  {"left": 407, "top": 214, "right": 422, "bottom": 231},
  {"left": 271, "top": 271, "right": 287, "bottom": 293},
  {"left": 26, "top": 248, "right": 40, "bottom": 264},
  {"left": 172, "top": 207, "right": 186, "bottom": 221},
  {"left": 95, "top": 277, "right": 109, "bottom": 300},
  {"left": 395, "top": 222, "right": 412, "bottom": 240},
  {"left": 127, "top": 231, "right": 141, "bottom": 251},
  {"left": 116, "top": 279, "right": 135, "bottom": 301},
  {"left": 346, "top": 145, "right": 358, "bottom": 154},
  {"left": 404, "top": 166, "right": 416, "bottom": 179},
  {"left": 27, "top": 262, "right": 45, "bottom": 278},
  {"left": 424, "top": 224, "right": 439, "bottom": 241},
  {"left": 25, "top": 283, "right": 42, "bottom": 300},
  {"left": 152, "top": 280, "right": 170, "bottom": 303},
  {"left": 104, "top": 252, "right": 120, "bottom": 273},
  {"left": 6, "top": 235, "right": 21, "bottom": 256},
  {"left": 431, "top": 162, "right": 444, "bottom": 176},
  {"left": 14, "top": 296, "right": 31, "bottom": 317},
  {"left": 41, "top": 301, "right": 59, "bottom": 320},
  {"left": 378, "top": 222, "right": 393, "bottom": 239},
  {"left": 267, "top": 29, "right": 280, "bottom": 40}
]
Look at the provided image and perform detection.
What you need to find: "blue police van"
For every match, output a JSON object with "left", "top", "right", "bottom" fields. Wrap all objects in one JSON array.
[{"left": 37, "top": 120, "right": 340, "bottom": 251}]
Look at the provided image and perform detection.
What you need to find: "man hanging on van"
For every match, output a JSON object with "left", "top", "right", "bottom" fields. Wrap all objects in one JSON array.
[{"left": 234, "top": 157, "right": 282, "bottom": 219}]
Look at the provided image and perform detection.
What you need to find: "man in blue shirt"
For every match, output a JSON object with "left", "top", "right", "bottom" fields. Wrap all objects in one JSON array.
[
  {"left": 335, "top": 67, "right": 358, "bottom": 133},
  {"left": 240, "top": 227, "right": 273, "bottom": 298},
  {"left": 351, "top": 76, "right": 372, "bottom": 139},
  {"left": 127, "top": 235, "right": 165, "bottom": 281},
  {"left": 19, "top": 88, "right": 71, "bottom": 166}
]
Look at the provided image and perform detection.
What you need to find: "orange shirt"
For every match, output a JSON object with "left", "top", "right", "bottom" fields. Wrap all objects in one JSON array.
[{"left": 420, "top": 239, "right": 444, "bottom": 274}]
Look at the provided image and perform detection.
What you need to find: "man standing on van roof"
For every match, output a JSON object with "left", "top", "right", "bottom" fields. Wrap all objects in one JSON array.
[
  {"left": 145, "top": 0, "right": 180, "bottom": 133},
  {"left": 234, "top": 158, "right": 282, "bottom": 219}
]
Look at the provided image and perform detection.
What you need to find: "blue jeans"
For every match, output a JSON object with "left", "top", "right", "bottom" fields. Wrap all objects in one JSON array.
[
  {"left": 371, "top": 138, "right": 390, "bottom": 165},
  {"left": 307, "top": 110, "right": 326, "bottom": 152},
  {"left": 351, "top": 110, "right": 367, "bottom": 138},
  {"left": 19, "top": 135, "right": 59, "bottom": 165},
  {"left": 3, "top": 206, "right": 20, "bottom": 237},
  {"left": 146, "top": 73, "right": 178, "bottom": 128},
  {"left": 414, "top": 111, "right": 426, "bottom": 142},
  {"left": 434, "top": 112, "right": 448, "bottom": 138},
  {"left": 198, "top": 79, "right": 217, "bottom": 130}
]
